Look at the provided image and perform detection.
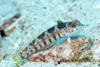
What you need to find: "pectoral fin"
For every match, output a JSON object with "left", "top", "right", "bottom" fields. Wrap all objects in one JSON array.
[{"left": 67, "top": 37, "right": 71, "bottom": 45}]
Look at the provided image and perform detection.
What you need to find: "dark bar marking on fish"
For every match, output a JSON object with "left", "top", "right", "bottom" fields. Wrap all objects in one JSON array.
[
  {"left": 43, "top": 40, "right": 47, "bottom": 46},
  {"left": 48, "top": 38, "right": 52, "bottom": 43},
  {"left": 29, "top": 39, "right": 36, "bottom": 46},
  {"left": 23, "top": 47, "right": 28, "bottom": 52},
  {"left": 58, "top": 32, "right": 62, "bottom": 38},
  {"left": 30, "top": 49, "right": 33, "bottom": 53},
  {"left": 37, "top": 32, "right": 45, "bottom": 39},
  {"left": 57, "top": 23, "right": 66, "bottom": 29},
  {"left": 53, "top": 35, "right": 57, "bottom": 40},
  {"left": 39, "top": 44, "right": 42, "bottom": 48},
  {"left": 27, "top": 53, "right": 29, "bottom": 56},
  {"left": 34, "top": 46, "right": 37, "bottom": 51},
  {"left": 47, "top": 26, "right": 55, "bottom": 33}
]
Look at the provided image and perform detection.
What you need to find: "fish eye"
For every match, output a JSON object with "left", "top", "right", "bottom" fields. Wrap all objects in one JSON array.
[{"left": 71, "top": 23, "right": 77, "bottom": 28}]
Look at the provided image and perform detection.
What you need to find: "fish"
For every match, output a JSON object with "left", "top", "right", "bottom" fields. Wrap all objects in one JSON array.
[{"left": 21, "top": 20, "right": 84, "bottom": 58}]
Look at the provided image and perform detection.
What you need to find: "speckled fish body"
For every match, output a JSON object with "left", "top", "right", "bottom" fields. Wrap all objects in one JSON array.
[{"left": 21, "top": 20, "right": 84, "bottom": 58}]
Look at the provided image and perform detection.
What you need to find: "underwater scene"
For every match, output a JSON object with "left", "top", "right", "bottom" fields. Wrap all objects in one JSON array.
[{"left": 0, "top": 0, "right": 100, "bottom": 67}]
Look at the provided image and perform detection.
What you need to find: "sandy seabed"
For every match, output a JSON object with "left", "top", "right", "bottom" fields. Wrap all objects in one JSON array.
[{"left": 0, "top": 0, "right": 100, "bottom": 67}]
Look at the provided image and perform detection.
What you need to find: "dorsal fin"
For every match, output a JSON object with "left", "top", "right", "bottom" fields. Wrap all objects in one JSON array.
[{"left": 57, "top": 20, "right": 63, "bottom": 24}]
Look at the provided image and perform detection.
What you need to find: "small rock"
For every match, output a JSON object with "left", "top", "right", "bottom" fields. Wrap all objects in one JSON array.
[
  {"left": 0, "top": 55, "right": 3, "bottom": 61},
  {"left": 98, "top": 64, "right": 100, "bottom": 66}
]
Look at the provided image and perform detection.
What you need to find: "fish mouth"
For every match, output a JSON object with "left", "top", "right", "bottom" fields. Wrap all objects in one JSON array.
[{"left": 73, "top": 20, "right": 85, "bottom": 26}]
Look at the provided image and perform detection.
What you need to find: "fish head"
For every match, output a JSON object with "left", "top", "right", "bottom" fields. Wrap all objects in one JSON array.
[{"left": 64, "top": 20, "right": 85, "bottom": 36}]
